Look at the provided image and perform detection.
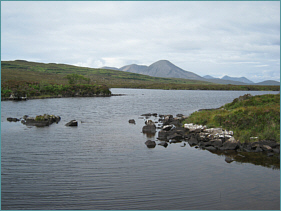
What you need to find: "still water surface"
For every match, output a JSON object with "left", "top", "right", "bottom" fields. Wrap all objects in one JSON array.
[{"left": 1, "top": 89, "right": 280, "bottom": 210}]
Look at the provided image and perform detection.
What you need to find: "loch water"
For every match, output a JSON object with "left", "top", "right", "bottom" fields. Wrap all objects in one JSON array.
[{"left": 1, "top": 89, "right": 280, "bottom": 210}]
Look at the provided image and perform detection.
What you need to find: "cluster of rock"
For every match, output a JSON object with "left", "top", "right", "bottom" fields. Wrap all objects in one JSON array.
[
  {"left": 7, "top": 114, "right": 78, "bottom": 127},
  {"left": 142, "top": 114, "right": 280, "bottom": 157},
  {"left": 184, "top": 124, "right": 238, "bottom": 150},
  {"left": 184, "top": 123, "right": 280, "bottom": 156},
  {"left": 20, "top": 114, "right": 61, "bottom": 127},
  {"left": 142, "top": 114, "right": 188, "bottom": 147}
]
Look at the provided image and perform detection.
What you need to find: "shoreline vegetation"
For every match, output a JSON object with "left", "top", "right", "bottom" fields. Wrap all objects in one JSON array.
[
  {"left": 1, "top": 81, "right": 112, "bottom": 101},
  {"left": 182, "top": 93, "right": 280, "bottom": 144},
  {"left": 139, "top": 94, "right": 279, "bottom": 168},
  {"left": 1, "top": 60, "right": 280, "bottom": 101}
]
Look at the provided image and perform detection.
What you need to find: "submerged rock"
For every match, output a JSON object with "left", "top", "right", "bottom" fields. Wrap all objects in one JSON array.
[{"left": 145, "top": 140, "right": 156, "bottom": 148}]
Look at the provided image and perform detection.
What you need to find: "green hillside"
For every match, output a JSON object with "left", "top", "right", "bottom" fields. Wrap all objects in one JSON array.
[{"left": 1, "top": 60, "right": 280, "bottom": 91}]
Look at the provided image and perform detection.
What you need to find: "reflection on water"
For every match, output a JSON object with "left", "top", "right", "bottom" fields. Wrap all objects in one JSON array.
[{"left": 205, "top": 149, "right": 280, "bottom": 170}]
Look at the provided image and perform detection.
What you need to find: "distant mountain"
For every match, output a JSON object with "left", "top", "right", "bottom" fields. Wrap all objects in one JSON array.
[
  {"left": 147, "top": 60, "right": 204, "bottom": 80},
  {"left": 221, "top": 75, "right": 254, "bottom": 84},
  {"left": 119, "top": 60, "right": 204, "bottom": 81},
  {"left": 100, "top": 60, "right": 279, "bottom": 86},
  {"left": 255, "top": 80, "right": 280, "bottom": 86}
]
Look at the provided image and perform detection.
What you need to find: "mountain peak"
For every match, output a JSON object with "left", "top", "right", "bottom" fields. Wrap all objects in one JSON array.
[
  {"left": 150, "top": 60, "right": 171, "bottom": 66},
  {"left": 155, "top": 59, "right": 171, "bottom": 63},
  {"left": 146, "top": 60, "right": 203, "bottom": 80},
  {"left": 149, "top": 60, "right": 180, "bottom": 70}
]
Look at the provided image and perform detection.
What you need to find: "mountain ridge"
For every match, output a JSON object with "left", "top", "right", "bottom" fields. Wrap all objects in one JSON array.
[
  {"left": 221, "top": 75, "right": 254, "bottom": 84},
  {"left": 118, "top": 60, "right": 204, "bottom": 81},
  {"left": 101, "top": 60, "right": 279, "bottom": 85}
]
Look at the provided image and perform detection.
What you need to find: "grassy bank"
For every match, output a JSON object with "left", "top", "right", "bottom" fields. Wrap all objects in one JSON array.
[
  {"left": 183, "top": 94, "right": 280, "bottom": 143},
  {"left": 1, "top": 80, "right": 111, "bottom": 99},
  {"left": 1, "top": 60, "right": 280, "bottom": 91}
]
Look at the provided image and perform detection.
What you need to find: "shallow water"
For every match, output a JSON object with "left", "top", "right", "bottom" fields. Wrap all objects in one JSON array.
[{"left": 1, "top": 89, "right": 280, "bottom": 210}]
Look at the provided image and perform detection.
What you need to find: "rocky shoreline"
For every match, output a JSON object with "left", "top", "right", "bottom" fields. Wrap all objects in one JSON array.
[{"left": 140, "top": 113, "right": 280, "bottom": 158}]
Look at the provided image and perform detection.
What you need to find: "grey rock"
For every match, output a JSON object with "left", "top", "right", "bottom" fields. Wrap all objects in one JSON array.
[
  {"left": 209, "top": 139, "right": 223, "bottom": 149},
  {"left": 273, "top": 148, "right": 280, "bottom": 154},
  {"left": 225, "top": 156, "right": 234, "bottom": 163},
  {"left": 204, "top": 146, "right": 217, "bottom": 151},
  {"left": 167, "top": 133, "right": 183, "bottom": 141},
  {"left": 145, "top": 140, "right": 156, "bottom": 148},
  {"left": 23, "top": 115, "right": 29, "bottom": 120},
  {"left": 162, "top": 124, "right": 174, "bottom": 131},
  {"left": 254, "top": 147, "right": 263, "bottom": 153},
  {"left": 65, "top": 120, "right": 78, "bottom": 126},
  {"left": 7, "top": 117, "right": 20, "bottom": 122},
  {"left": 21, "top": 114, "right": 61, "bottom": 127},
  {"left": 142, "top": 125, "right": 156, "bottom": 133},
  {"left": 220, "top": 137, "right": 239, "bottom": 150},
  {"left": 128, "top": 119, "right": 136, "bottom": 124},
  {"left": 188, "top": 137, "right": 198, "bottom": 146},
  {"left": 158, "top": 130, "right": 169, "bottom": 140},
  {"left": 261, "top": 145, "right": 273, "bottom": 152}
]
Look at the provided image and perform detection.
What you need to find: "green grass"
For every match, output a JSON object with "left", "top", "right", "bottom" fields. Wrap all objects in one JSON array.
[{"left": 183, "top": 94, "right": 280, "bottom": 143}]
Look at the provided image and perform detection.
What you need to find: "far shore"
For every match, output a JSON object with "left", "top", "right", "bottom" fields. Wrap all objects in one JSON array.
[{"left": 1, "top": 93, "right": 126, "bottom": 101}]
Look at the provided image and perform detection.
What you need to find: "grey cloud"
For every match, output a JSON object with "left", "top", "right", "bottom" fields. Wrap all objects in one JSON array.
[{"left": 1, "top": 1, "right": 279, "bottom": 82}]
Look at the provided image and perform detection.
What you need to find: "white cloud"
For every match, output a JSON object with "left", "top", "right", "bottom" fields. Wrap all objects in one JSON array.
[{"left": 1, "top": 1, "right": 280, "bottom": 83}]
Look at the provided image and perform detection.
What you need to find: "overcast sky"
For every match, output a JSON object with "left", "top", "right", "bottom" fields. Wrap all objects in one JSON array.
[{"left": 1, "top": 1, "right": 280, "bottom": 82}]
